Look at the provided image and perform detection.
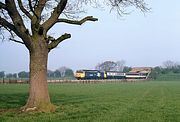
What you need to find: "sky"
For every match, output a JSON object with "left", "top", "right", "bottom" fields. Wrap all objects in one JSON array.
[{"left": 0, "top": 0, "right": 180, "bottom": 73}]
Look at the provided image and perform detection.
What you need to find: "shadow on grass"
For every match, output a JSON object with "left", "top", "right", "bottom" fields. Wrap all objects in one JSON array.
[
  {"left": 0, "top": 92, "right": 108, "bottom": 122},
  {"left": 0, "top": 92, "right": 92, "bottom": 110},
  {"left": 0, "top": 93, "right": 28, "bottom": 110},
  {"left": 0, "top": 91, "right": 91, "bottom": 107}
]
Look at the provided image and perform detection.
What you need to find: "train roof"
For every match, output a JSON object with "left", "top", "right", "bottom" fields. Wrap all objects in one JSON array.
[
  {"left": 76, "top": 70, "right": 99, "bottom": 72},
  {"left": 76, "top": 70, "right": 124, "bottom": 73},
  {"left": 105, "top": 71, "right": 124, "bottom": 73}
]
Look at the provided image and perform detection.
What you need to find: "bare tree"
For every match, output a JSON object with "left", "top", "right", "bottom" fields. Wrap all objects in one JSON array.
[
  {"left": 163, "top": 60, "right": 178, "bottom": 69},
  {"left": 115, "top": 60, "right": 126, "bottom": 72},
  {"left": 58, "top": 67, "right": 67, "bottom": 77},
  {"left": 95, "top": 60, "right": 125, "bottom": 71},
  {"left": 58, "top": 66, "right": 72, "bottom": 77},
  {"left": 95, "top": 61, "right": 117, "bottom": 71},
  {"left": 0, "top": 0, "right": 149, "bottom": 112}
]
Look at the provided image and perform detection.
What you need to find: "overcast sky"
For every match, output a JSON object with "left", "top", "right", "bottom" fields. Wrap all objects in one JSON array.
[{"left": 0, "top": 0, "right": 180, "bottom": 73}]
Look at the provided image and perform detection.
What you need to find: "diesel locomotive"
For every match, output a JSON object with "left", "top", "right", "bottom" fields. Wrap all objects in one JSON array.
[{"left": 75, "top": 70, "right": 126, "bottom": 80}]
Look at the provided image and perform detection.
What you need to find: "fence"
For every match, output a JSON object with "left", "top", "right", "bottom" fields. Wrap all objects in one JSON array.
[
  {"left": 0, "top": 78, "right": 29, "bottom": 84},
  {"left": 0, "top": 78, "right": 147, "bottom": 84}
]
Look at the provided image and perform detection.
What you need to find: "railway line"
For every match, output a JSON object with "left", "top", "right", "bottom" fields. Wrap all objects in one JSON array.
[{"left": 0, "top": 79, "right": 147, "bottom": 84}]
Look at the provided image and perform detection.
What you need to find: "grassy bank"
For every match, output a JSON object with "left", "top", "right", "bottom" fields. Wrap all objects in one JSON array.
[
  {"left": 156, "top": 73, "right": 180, "bottom": 81},
  {"left": 0, "top": 81, "right": 180, "bottom": 122}
]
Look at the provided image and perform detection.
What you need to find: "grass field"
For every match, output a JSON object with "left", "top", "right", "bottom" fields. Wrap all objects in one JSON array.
[
  {"left": 156, "top": 73, "right": 180, "bottom": 81},
  {"left": 0, "top": 81, "right": 180, "bottom": 122}
]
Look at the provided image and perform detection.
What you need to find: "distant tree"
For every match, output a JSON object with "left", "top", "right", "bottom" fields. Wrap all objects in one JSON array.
[
  {"left": 150, "top": 63, "right": 180, "bottom": 80},
  {"left": 58, "top": 66, "right": 67, "bottom": 77},
  {"left": 47, "top": 70, "right": 54, "bottom": 78},
  {"left": 6, "top": 73, "right": 17, "bottom": 78},
  {"left": 123, "top": 66, "right": 132, "bottom": 73},
  {"left": 65, "top": 68, "right": 74, "bottom": 77},
  {"left": 6, "top": 73, "right": 12, "bottom": 78},
  {"left": 163, "top": 60, "right": 177, "bottom": 69},
  {"left": 161, "top": 68, "right": 169, "bottom": 74},
  {"left": 114, "top": 60, "right": 126, "bottom": 72},
  {"left": 18, "top": 71, "right": 29, "bottom": 78},
  {"left": 0, "top": 71, "right": 5, "bottom": 78},
  {"left": 162, "top": 60, "right": 180, "bottom": 74},
  {"left": 57, "top": 66, "right": 74, "bottom": 77},
  {"left": 96, "top": 60, "right": 126, "bottom": 72},
  {"left": 12, "top": 73, "right": 17, "bottom": 78},
  {"left": 95, "top": 61, "right": 117, "bottom": 71},
  {"left": 172, "top": 65, "right": 180, "bottom": 73},
  {"left": 153, "top": 66, "right": 162, "bottom": 74},
  {"left": 53, "top": 70, "right": 61, "bottom": 78},
  {"left": 177, "top": 65, "right": 180, "bottom": 73},
  {"left": 0, "top": 0, "right": 149, "bottom": 112},
  {"left": 95, "top": 63, "right": 101, "bottom": 70}
]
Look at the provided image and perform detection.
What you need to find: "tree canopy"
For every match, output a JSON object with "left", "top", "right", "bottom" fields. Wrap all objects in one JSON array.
[{"left": 0, "top": 0, "right": 149, "bottom": 46}]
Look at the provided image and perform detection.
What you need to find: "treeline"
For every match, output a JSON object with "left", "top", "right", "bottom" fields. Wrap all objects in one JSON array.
[
  {"left": 47, "top": 67, "right": 74, "bottom": 79},
  {"left": 150, "top": 60, "right": 180, "bottom": 80},
  {"left": 0, "top": 71, "right": 29, "bottom": 79},
  {"left": 0, "top": 66, "right": 74, "bottom": 79}
]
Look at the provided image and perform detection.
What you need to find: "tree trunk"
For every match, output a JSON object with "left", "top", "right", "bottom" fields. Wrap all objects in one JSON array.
[{"left": 22, "top": 41, "right": 55, "bottom": 112}]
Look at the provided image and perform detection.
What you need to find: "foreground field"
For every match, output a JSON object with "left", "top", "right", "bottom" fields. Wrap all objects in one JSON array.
[{"left": 0, "top": 81, "right": 180, "bottom": 122}]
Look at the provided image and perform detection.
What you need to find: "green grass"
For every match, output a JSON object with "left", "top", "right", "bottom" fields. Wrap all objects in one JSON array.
[{"left": 0, "top": 81, "right": 180, "bottom": 122}]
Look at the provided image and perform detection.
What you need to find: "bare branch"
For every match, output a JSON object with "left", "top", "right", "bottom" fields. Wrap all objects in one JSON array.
[
  {"left": 34, "top": 0, "right": 38, "bottom": 9},
  {"left": 0, "top": 16, "right": 32, "bottom": 49},
  {"left": 48, "top": 33, "right": 71, "bottom": 51},
  {"left": 5, "top": 0, "right": 32, "bottom": 49},
  {"left": 108, "top": 0, "right": 150, "bottom": 15},
  {"left": 10, "top": 38, "right": 25, "bottom": 45},
  {"left": 43, "top": 0, "right": 68, "bottom": 32},
  {"left": 0, "top": 2, "right": 6, "bottom": 10},
  {"left": 0, "top": 17, "right": 19, "bottom": 36},
  {"left": 17, "top": 0, "right": 33, "bottom": 19},
  {"left": 28, "top": 0, "right": 38, "bottom": 18},
  {"left": 5, "top": 0, "right": 27, "bottom": 33},
  {"left": 57, "top": 16, "right": 98, "bottom": 25},
  {"left": 34, "top": 0, "right": 46, "bottom": 18},
  {"left": 3, "top": 25, "right": 15, "bottom": 38},
  {"left": 0, "top": 25, "right": 5, "bottom": 41},
  {"left": 0, "top": 9, "right": 10, "bottom": 21}
]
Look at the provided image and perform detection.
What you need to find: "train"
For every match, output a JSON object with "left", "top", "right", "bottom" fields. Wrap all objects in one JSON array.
[{"left": 75, "top": 69, "right": 150, "bottom": 80}]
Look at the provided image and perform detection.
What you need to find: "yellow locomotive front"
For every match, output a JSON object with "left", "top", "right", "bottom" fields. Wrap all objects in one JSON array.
[{"left": 75, "top": 70, "right": 85, "bottom": 80}]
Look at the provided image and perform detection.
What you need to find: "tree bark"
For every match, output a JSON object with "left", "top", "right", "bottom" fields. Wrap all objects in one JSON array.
[{"left": 22, "top": 40, "right": 55, "bottom": 112}]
